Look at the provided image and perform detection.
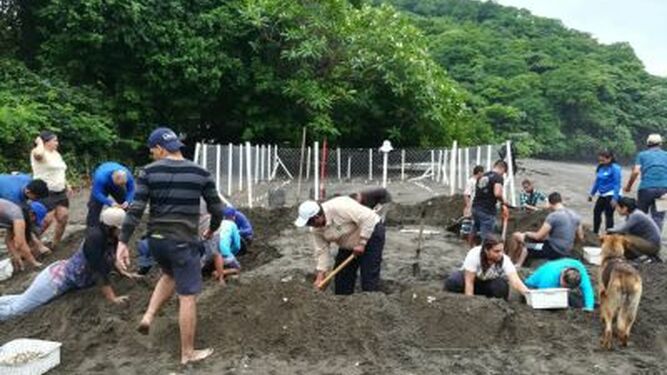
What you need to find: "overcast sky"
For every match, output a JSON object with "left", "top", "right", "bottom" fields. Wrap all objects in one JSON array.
[{"left": 493, "top": 0, "right": 667, "bottom": 77}]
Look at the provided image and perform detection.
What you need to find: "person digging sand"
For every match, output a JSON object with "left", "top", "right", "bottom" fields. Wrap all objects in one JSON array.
[
  {"left": 0, "top": 208, "right": 134, "bottom": 321},
  {"left": 444, "top": 234, "right": 529, "bottom": 300},
  {"left": 509, "top": 192, "right": 584, "bottom": 268},
  {"left": 524, "top": 259, "right": 595, "bottom": 311},
  {"left": 295, "top": 196, "right": 385, "bottom": 295},
  {"left": 115, "top": 127, "right": 223, "bottom": 365},
  {"left": 211, "top": 208, "right": 242, "bottom": 284}
]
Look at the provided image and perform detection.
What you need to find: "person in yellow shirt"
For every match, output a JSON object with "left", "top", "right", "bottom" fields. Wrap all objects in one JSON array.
[
  {"left": 294, "top": 196, "right": 385, "bottom": 295},
  {"left": 31, "top": 131, "right": 71, "bottom": 249}
]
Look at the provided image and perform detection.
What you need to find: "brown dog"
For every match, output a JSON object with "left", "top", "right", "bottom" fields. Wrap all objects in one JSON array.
[{"left": 598, "top": 235, "right": 643, "bottom": 350}]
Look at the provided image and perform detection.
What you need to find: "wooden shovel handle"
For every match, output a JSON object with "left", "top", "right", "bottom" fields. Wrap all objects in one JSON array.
[{"left": 317, "top": 254, "right": 356, "bottom": 290}]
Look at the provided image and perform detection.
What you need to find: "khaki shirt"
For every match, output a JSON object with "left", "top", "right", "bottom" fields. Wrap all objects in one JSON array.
[{"left": 311, "top": 196, "right": 380, "bottom": 271}]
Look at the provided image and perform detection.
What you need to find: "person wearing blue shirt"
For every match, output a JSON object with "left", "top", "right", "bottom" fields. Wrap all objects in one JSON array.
[
  {"left": 223, "top": 207, "right": 253, "bottom": 254},
  {"left": 625, "top": 134, "right": 667, "bottom": 231},
  {"left": 212, "top": 208, "right": 242, "bottom": 284},
  {"left": 86, "top": 162, "right": 135, "bottom": 227},
  {"left": 0, "top": 174, "right": 49, "bottom": 204},
  {"left": 524, "top": 258, "right": 595, "bottom": 311},
  {"left": 589, "top": 151, "right": 622, "bottom": 234}
]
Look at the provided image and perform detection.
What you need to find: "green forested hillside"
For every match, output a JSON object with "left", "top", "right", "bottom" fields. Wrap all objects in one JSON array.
[
  {"left": 378, "top": 0, "right": 667, "bottom": 158},
  {"left": 0, "top": 0, "right": 665, "bottom": 170}
]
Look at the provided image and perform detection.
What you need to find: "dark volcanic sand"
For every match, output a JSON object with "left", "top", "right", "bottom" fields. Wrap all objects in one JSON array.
[{"left": 1, "top": 199, "right": 666, "bottom": 374}]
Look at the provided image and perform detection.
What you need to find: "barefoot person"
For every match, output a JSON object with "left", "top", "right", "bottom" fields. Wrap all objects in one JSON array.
[
  {"left": 524, "top": 259, "right": 595, "bottom": 311},
  {"left": 510, "top": 192, "right": 584, "bottom": 268},
  {"left": 444, "top": 234, "right": 528, "bottom": 300},
  {"left": 295, "top": 196, "right": 385, "bottom": 295},
  {"left": 589, "top": 150, "right": 621, "bottom": 234},
  {"left": 0, "top": 208, "right": 132, "bottom": 321},
  {"left": 607, "top": 197, "right": 661, "bottom": 262},
  {"left": 31, "top": 131, "right": 71, "bottom": 248},
  {"left": 115, "top": 127, "right": 223, "bottom": 365},
  {"left": 624, "top": 134, "right": 667, "bottom": 231},
  {"left": 1, "top": 199, "right": 47, "bottom": 270},
  {"left": 0, "top": 174, "right": 49, "bottom": 204},
  {"left": 87, "top": 161, "right": 136, "bottom": 227}
]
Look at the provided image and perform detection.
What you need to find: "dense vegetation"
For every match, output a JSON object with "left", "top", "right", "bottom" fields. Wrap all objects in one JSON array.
[
  {"left": 378, "top": 0, "right": 667, "bottom": 158},
  {"left": 1, "top": 0, "right": 666, "bottom": 170}
]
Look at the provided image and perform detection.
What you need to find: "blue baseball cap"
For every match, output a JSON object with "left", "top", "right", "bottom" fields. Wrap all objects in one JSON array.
[
  {"left": 147, "top": 127, "right": 184, "bottom": 152},
  {"left": 223, "top": 207, "right": 237, "bottom": 218},
  {"left": 29, "top": 201, "right": 48, "bottom": 229}
]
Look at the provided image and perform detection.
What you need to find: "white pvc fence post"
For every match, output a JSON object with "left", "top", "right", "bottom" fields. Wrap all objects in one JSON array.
[
  {"left": 458, "top": 147, "right": 463, "bottom": 190},
  {"left": 337, "top": 148, "right": 341, "bottom": 181},
  {"left": 238, "top": 144, "right": 244, "bottom": 192},
  {"left": 506, "top": 140, "right": 517, "bottom": 207},
  {"left": 437, "top": 150, "right": 444, "bottom": 182},
  {"left": 267, "top": 145, "right": 272, "bottom": 181},
  {"left": 245, "top": 142, "right": 253, "bottom": 208},
  {"left": 314, "top": 142, "right": 320, "bottom": 200},
  {"left": 201, "top": 143, "right": 208, "bottom": 169},
  {"left": 254, "top": 145, "right": 259, "bottom": 184},
  {"left": 476, "top": 146, "right": 481, "bottom": 167},
  {"left": 347, "top": 156, "right": 351, "bottom": 180},
  {"left": 465, "top": 147, "right": 470, "bottom": 183},
  {"left": 193, "top": 142, "right": 201, "bottom": 164},
  {"left": 272, "top": 145, "right": 278, "bottom": 180},
  {"left": 306, "top": 147, "right": 311, "bottom": 180},
  {"left": 382, "top": 150, "right": 389, "bottom": 188},
  {"left": 260, "top": 145, "right": 265, "bottom": 182},
  {"left": 401, "top": 149, "right": 405, "bottom": 181},
  {"left": 227, "top": 143, "right": 233, "bottom": 196},
  {"left": 368, "top": 149, "right": 373, "bottom": 181},
  {"left": 486, "top": 145, "right": 492, "bottom": 171},
  {"left": 450, "top": 141, "right": 457, "bottom": 195},
  {"left": 442, "top": 149, "right": 449, "bottom": 184},
  {"left": 215, "top": 144, "right": 221, "bottom": 190},
  {"left": 430, "top": 150, "right": 435, "bottom": 181}
]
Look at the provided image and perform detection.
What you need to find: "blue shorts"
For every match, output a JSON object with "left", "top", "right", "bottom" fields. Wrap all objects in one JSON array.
[
  {"left": 472, "top": 209, "right": 497, "bottom": 240},
  {"left": 148, "top": 238, "right": 203, "bottom": 296}
]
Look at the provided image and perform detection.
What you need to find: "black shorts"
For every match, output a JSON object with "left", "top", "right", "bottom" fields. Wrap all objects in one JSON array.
[
  {"left": 526, "top": 240, "right": 564, "bottom": 260},
  {"left": 148, "top": 237, "right": 203, "bottom": 295},
  {"left": 42, "top": 190, "right": 70, "bottom": 211}
]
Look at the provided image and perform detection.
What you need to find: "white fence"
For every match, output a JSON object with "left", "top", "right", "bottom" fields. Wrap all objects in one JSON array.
[{"left": 193, "top": 141, "right": 517, "bottom": 208}]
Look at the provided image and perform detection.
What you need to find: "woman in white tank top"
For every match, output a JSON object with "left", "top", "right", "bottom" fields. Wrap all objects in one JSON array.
[{"left": 31, "top": 131, "right": 71, "bottom": 248}]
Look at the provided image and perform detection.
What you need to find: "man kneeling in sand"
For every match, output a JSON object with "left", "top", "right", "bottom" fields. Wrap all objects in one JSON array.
[{"left": 509, "top": 192, "right": 584, "bottom": 268}]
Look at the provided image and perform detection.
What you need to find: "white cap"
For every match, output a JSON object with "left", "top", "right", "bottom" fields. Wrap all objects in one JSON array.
[
  {"left": 101, "top": 207, "right": 126, "bottom": 229},
  {"left": 647, "top": 134, "right": 662, "bottom": 146},
  {"left": 379, "top": 140, "right": 393, "bottom": 153},
  {"left": 294, "top": 200, "right": 320, "bottom": 227}
]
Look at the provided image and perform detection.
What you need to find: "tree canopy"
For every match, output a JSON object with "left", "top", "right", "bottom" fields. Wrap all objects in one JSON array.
[{"left": 1, "top": 0, "right": 665, "bottom": 170}]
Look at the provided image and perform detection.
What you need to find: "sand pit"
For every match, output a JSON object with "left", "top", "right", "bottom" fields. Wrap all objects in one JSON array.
[{"left": 1, "top": 197, "right": 667, "bottom": 374}]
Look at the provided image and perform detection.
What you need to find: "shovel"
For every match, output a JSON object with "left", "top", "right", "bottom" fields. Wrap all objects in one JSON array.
[
  {"left": 317, "top": 253, "right": 356, "bottom": 290},
  {"left": 412, "top": 205, "right": 427, "bottom": 277}
]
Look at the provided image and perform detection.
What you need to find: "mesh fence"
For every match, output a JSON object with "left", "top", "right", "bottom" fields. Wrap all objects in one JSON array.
[{"left": 196, "top": 142, "right": 516, "bottom": 207}]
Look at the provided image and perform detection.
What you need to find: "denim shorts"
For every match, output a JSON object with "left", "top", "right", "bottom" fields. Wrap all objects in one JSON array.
[{"left": 148, "top": 238, "right": 202, "bottom": 295}]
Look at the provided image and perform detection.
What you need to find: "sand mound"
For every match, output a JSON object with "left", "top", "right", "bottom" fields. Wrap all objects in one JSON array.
[{"left": 2, "top": 197, "right": 667, "bottom": 374}]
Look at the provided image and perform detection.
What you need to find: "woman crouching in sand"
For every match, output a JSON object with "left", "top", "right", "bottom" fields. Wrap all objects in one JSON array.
[
  {"left": 444, "top": 234, "right": 529, "bottom": 300},
  {"left": 0, "top": 208, "right": 138, "bottom": 321}
]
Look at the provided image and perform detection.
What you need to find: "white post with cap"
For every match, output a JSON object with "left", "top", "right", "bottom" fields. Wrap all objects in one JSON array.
[{"left": 380, "top": 140, "right": 393, "bottom": 188}]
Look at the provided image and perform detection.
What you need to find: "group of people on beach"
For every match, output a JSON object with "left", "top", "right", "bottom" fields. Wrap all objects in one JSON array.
[
  {"left": 296, "top": 134, "right": 666, "bottom": 313},
  {"left": 0, "top": 128, "right": 254, "bottom": 364},
  {"left": 0, "top": 127, "right": 665, "bottom": 365}
]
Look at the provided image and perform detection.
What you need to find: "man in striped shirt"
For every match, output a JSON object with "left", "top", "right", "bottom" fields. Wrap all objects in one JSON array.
[{"left": 116, "top": 127, "right": 223, "bottom": 365}]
